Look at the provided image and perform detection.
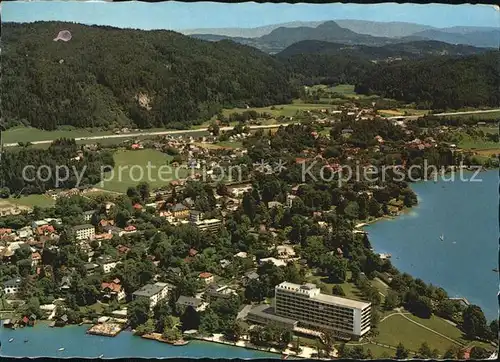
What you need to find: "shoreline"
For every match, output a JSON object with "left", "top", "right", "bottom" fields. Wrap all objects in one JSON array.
[
  {"left": 192, "top": 333, "right": 325, "bottom": 359},
  {"left": 362, "top": 170, "right": 497, "bottom": 319}
]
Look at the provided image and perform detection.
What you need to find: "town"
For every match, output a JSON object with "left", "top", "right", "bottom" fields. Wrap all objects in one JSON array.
[{"left": 1, "top": 102, "right": 498, "bottom": 359}]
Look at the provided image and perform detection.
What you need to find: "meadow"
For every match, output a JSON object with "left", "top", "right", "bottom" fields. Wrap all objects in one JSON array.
[{"left": 97, "top": 149, "right": 188, "bottom": 193}]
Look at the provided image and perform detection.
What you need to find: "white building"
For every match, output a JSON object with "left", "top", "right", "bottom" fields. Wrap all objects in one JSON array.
[
  {"left": 274, "top": 282, "right": 371, "bottom": 340},
  {"left": 3, "top": 277, "right": 21, "bottom": 295},
  {"left": 193, "top": 219, "right": 222, "bottom": 234},
  {"left": 96, "top": 256, "right": 121, "bottom": 274},
  {"left": 73, "top": 224, "right": 95, "bottom": 241},
  {"left": 132, "top": 282, "right": 171, "bottom": 310}
]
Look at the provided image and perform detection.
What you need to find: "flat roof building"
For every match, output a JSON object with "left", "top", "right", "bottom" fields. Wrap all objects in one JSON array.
[
  {"left": 193, "top": 219, "right": 222, "bottom": 234},
  {"left": 132, "top": 282, "right": 171, "bottom": 310},
  {"left": 274, "top": 282, "right": 371, "bottom": 340}
]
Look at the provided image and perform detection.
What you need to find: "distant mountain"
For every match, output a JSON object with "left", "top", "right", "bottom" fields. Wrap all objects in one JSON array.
[
  {"left": 405, "top": 29, "right": 500, "bottom": 48},
  {"left": 334, "top": 20, "right": 433, "bottom": 38},
  {"left": 189, "top": 20, "right": 498, "bottom": 53},
  {"left": 181, "top": 21, "right": 325, "bottom": 38},
  {"left": 258, "top": 21, "right": 396, "bottom": 49},
  {"left": 437, "top": 26, "right": 500, "bottom": 35},
  {"left": 277, "top": 39, "right": 489, "bottom": 60}
]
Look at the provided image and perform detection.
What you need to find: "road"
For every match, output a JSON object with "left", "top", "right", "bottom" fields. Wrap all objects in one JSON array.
[
  {"left": 3, "top": 108, "right": 499, "bottom": 148},
  {"left": 2, "top": 123, "right": 289, "bottom": 148},
  {"left": 387, "top": 108, "right": 500, "bottom": 120}
]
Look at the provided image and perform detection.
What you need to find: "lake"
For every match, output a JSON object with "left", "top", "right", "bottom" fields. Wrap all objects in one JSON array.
[
  {"left": 0, "top": 323, "right": 278, "bottom": 359},
  {"left": 365, "top": 169, "right": 498, "bottom": 320}
]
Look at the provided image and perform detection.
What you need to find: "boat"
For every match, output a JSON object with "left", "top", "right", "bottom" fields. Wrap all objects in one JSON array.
[
  {"left": 172, "top": 340, "right": 189, "bottom": 346},
  {"left": 24, "top": 339, "right": 29, "bottom": 343},
  {"left": 9, "top": 338, "right": 14, "bottom": 343},
  {"left": 439, "top": 234, "right": 444, "bottom": 241},
  {"left": 493, "top": 268, "right": 499, "bottom": 273},
  {"left": 98, "top": 354, "right": 104, "bottom": 358},
  {"left": 58, "top": 348, "right": 65, "bottom": 352}
]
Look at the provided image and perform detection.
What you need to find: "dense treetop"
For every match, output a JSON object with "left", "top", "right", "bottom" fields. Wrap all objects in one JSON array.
[
  {"left": 354, "top": 51, "right": 500, "bottom": 109},
  {"left": 1, "top": 22, "right": 297, "bottom": 130}
]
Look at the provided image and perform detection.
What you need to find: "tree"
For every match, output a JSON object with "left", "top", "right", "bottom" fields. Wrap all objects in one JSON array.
[
  {"left": 332, "top": 285, "right": 345, "bottom": 296},
  {"left": 383, "top": 289, "right": 400, "bottom": 310},
  {"left": 462, "top": 305, "right": 488, "bottom": 339},
  {"left": 127, "top": 298, "right": 150, "bottom": 328},
  {"left": 223, "top": 320, "right": 247, "bottom": 342},
  {"left": 417, "top": 342, "right": 434, "bottom": 358},
  {"left": 443, "top": 345, "right": 459, "bottom": 359},
  {"left": 208, "top": 121, "right": 220, "bottom": 136},
  {"left": 488, "top": 319, "right": 498, "bottom": 341},
  {"left": 395, "top": 342, "right": 409, "bottom": 359},
  {"left": 469, "top": 346, "right": 490, "bottom": 359},
  {"left": 137, "top": 182, "right": 150, "bottom": 202}
]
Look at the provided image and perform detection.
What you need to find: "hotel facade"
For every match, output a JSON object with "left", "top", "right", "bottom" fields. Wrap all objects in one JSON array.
[{"left": 274, "top": 282, "right": 371, "bottom": 340}]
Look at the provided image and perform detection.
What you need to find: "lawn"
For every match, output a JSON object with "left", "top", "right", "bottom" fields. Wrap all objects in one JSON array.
[
  {"left": 2, "top": 126, "right": 114, "bottom": 144},
  {"left": 375, "top": 314, "right": 460, "bottom": 354},
  {"left": 306, "top": 273, "right": 364, "bottom": 301},
  {"left": 220, "top": 99, "right": 335, "bottom": 118},
  {"left": 0, "top": 194, "right": 55, "bottom": 208},
  {"left": 457, "top": 134, "right": 499, "bottom": 150},
  {"left": 97, "top": 149, "right": 189, "bottom": 193}
]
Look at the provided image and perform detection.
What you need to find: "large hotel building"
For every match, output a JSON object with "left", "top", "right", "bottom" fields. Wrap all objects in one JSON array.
[{"left": 273, "top": 281, "right": 371, "bottom": 339}]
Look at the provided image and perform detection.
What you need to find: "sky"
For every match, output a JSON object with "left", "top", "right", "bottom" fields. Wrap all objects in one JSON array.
[{"left": 2, "top": 1, "right": 499, "bottom": 30}]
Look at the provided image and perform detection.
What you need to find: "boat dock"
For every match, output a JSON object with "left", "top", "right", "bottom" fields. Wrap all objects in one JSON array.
[
  {"left": 141, "top": 332, "right": 189, "bottom": 346},
  {"left": 87, "top": 322, "right": 123, "bottom": 337},
  {"left": 449, "top": 297, "right": 470, "bottom": 306}
]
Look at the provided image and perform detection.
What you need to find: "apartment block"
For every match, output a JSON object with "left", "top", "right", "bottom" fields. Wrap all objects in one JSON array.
[
  {"left": 274, "top": 282, "right": 371, "bottom": 340},
  {"left": 132, "top": 282, "right": 171, "bottom": 310},
  {"left": 193, "top": 219, "right": 222, "bottom": 234},
  {"left": 73, "top": 224, "right": 96, "bottom": 241}
]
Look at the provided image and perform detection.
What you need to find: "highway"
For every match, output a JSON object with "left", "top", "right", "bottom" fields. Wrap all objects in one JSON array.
[{"left": 3, "top": 108, "right": 499, "bottom": 148}]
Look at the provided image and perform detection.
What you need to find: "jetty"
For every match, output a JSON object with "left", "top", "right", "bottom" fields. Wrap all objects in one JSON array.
[
  {"left": 449, "top": 297, "right": 470, "bottom": 306},
  {"left": 141, "top": 332, "right": 189, "bottom": 346},
  {"left": 87, "top": 322, "right": 123, "bottom": 337}
]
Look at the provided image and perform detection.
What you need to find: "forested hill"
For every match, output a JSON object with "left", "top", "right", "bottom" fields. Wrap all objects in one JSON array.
[
  {"left": 355, "top": 51, "right": 500, "bottom": 110},
  {"left": 1, "top": 22, "right": 297, "bottom": 131},
  {"left": 277, "top": 40, "right": 488, "bottom": 60}
]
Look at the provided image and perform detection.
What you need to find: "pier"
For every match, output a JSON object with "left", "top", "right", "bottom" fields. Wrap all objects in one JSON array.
[
  {"left": 87, "top": 322, "right": 123, "bottom": 337},
  {"left": 449, "top": 297, "right": 470, "bottom": 306}
]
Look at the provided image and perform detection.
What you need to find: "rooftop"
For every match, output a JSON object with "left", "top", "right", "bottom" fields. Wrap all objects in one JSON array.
[
  {"left": 133, "top": 282, "right": 169, "bottom": 298},
  {"left": 247, "top": 304, "right": 298, "bottom": 325},
  {"left": 277, "top": 281, "right": 371, "bottom": 310},
  {"left": 177, "top": 295, "right": 204, "bottom": 308},
  {"left": 73, "top": 224, "right": 95, "bottom": 231}
]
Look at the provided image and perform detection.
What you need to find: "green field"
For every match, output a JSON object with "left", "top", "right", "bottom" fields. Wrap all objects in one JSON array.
[
  {"left": 457, "top": 134, "right": 499, "bottom": 150},
  {"left": 2, "top": 126, "right": 209, "bottom": 146},
  {"left": 97, "top": 149, "right": 188, "bottom": 193},
  {"left": 220, "top": 99, "right": 335, "bottom": 118},
  {"left": 2, "top": 127, "right": 114, "bottom": 144},
  {"left": 375, "top": 314, "right": 460, "bottom": 354},
  {"left": 0, "top": 194, "right": 55, "bottom": 208}
]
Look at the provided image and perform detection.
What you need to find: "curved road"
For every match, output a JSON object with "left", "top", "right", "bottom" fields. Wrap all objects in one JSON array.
[{"left": 3, "top": 108, "right": 499, "bottom": 148}]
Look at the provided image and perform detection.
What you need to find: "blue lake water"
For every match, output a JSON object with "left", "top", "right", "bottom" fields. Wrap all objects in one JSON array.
[
  {"left": 366, "top": 169, "right": 498, "bottom": 320},
  {"left": 0, "top": 323, "right": 278, "bottom": 358}
]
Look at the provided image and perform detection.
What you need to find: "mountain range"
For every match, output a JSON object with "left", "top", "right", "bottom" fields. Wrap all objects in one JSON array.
[{"left": 187, "top": 19, "right": 499, "bottom": 51}]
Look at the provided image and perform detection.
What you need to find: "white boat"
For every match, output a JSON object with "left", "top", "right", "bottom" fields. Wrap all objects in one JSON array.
[
  {"left": 99, "top": 354, "right": 104, "bottom": 358},
  {"left": 58, "top": 348, "right": 65, "bottom": 351},
  {"left": 8, "top": 338, "right": 14, "bottom": 343},
  {"left": 439, "top": 234, "right": 444, "bottom": 241}
]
